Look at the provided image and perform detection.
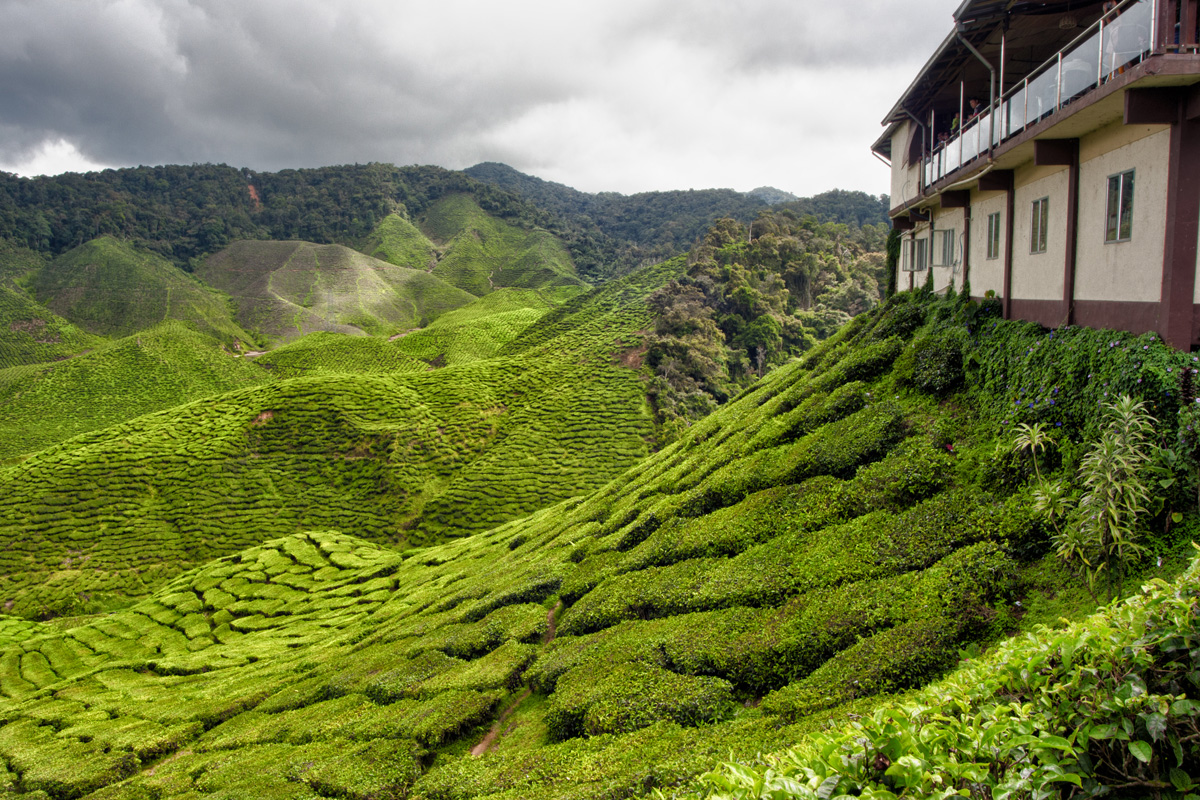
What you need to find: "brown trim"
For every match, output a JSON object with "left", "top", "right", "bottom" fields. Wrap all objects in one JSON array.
[
  {"left": 1160, "top": 0, "right": 1179, "bottom": 53},
  {"left": 978, "top": 170, "right": 1013, "bottom": 193},
  {"left": 1009, "top": 299, "right": 1062, "bottom": 329},
  {"left": 1062, "top": 141, "right": 1080, "bottom": 328},
  {"left": 1033, "top": 139, "right": 1077, "bottom": 167},
  {"left": 1074, "top": 300, "right": 1163, "bottom": 337},
  {"left": 893, "top": 217, "right": 915, "bottom": 231},
  {"left": 1126, "top": 87, "right": 1184, "bottom": 125},
  {"left": 941, "top": 190, "right": 970, "bottom": 208},
  {"left": 1161, "top": 106, "right": 1200, "bottom": 349},
  {"left": 1187, "top": 84, "right": 1200, "bottom": 120},
  {"left": 1008, "top": 299, "right": 1168, "bottom": 340},
  {"left": 963, "top": 204, "right": 972, "bottom": 291}
]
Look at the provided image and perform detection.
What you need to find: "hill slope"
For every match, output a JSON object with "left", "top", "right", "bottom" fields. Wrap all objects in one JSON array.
[
  {"left": 419, "top": 194, "right": 587, "bottom": 299},
  {"left": 0, "top": 292, "right": 1191, "bottom": 798},
  {"left": 0, "top": 241, "right": 99, "bottom": 370},
  {"left": 0, "top": 321, "right": 272, "bottom": 461},
  {"left": 0, "top": 261, "right": 675, "bottom": 617},
  {"left": 29, "top": 237, "right": 253, "bottom": 344},
  {"left": 196, "top": 240, "right": 477, "bottom": 344}
]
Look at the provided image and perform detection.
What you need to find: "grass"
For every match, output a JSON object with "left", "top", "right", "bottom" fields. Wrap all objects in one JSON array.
[
  {"left": 419, "top": 194, "right": 588, "bottom": 298},
  {"left": 0, "top": 260, "right": 668, "bottom": 616},
  {"left": 196, "top": 240, "right": 477, "bottom": 344},
  {"left": 0, "top": 320, "right": 273, "bottom": 461},
  {"left": 29, "top": 237, "right": 253, "bottom": 345}
]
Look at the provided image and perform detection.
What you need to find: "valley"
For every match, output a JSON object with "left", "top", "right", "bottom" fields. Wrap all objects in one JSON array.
[{"left": 0, "top": 163, "right": 1193, "bottom": 799}]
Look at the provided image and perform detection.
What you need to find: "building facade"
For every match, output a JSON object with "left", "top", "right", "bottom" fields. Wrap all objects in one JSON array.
[{"left": 873, "top": 0, "right": 1200, "bottom": 348}]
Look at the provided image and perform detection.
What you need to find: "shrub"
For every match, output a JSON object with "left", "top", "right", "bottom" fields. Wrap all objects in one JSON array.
[
  {"left": 760, "top": 617, "right": 958, "bottom": 721},
  {"left": 545, "top": 661, "right": 735, "bottom": 740},
  {"left": 896, "top": 329, "right": 966, "bottom": 395}
]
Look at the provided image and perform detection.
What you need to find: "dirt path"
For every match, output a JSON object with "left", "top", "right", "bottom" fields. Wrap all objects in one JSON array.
[
  {"left": 469, "top": 688, "right": 531, "bottom": 756},
  {"left": 543, "top": 600, "right": 561, "bottom": 645},
  {"left": 470, "top": 601, "right": 564, "bottom": 757}
]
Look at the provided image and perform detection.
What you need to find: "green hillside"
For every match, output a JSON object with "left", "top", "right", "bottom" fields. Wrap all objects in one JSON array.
[
  {"left": 391, "top": 289, "right": 557, "bottom": 368},
  {"left": 29, "top": 237, "right": 253, "bottom": 345},
  {"left": 252, "top": 332, "right": 430, "bottom": 378},
  {"left": 0, "top": 262, "right": 673, "bottom": 618},
  {"left": 0, "top": 321, "right": 273, "bottom": 461},
  {"left": 251, "top": 289, "right": 556, "bottom": 378},
  {"left": 420, "top": 194, "right": 588, "bottom": 298},
  {"left": 360, "top": 213, "right": 439, "bottom": 271},
  {"left": 0, "top": 290, "right": 1192, "bottom": 797},
  {"left": 196, "top": 240, "right": 477, "bottom": 345},
  {"left": 0, "top": 241, "right": 99, "bottom": 368}
]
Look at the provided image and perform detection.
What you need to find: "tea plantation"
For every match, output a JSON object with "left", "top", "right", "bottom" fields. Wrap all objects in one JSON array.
[
  {"left": 195, "top": 241, "right": 477, "bottom": 345},
  {"left": 0, "top": 282, "right": 1194, "bottom": 798},
  {"left": 29, "top": 237, "right": 254, "bottom": 345},
  {"left": 0, "top": 258, "right": 672, "bottom": 618}
]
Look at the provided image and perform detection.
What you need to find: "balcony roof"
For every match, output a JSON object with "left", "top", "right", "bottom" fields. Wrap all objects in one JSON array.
[{"left": 881, "top": 1, "right": 1109, "bottom": 127}]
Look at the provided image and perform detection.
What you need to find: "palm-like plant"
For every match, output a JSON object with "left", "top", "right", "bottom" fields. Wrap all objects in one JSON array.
[
  {"left": 1053, "top": 396, "right": 1155, "bottom": 601},
  {"left": 1011, "top": 421, "right": 1053, "bottom": 482}
]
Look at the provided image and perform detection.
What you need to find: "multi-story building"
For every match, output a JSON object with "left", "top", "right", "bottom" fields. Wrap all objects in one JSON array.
[{"left": 873, "top": 0, "right": 1200, "bottom": 348}]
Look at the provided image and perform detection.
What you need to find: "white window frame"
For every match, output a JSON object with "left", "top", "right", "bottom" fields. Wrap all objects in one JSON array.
[
  {"left": 986, "top": 212, "right": 1001, "bottom": 260},
  {"left": 933, "top": 229, "right": 956, "bottom": 267},
  {"left": 1030, "top": 197, "right": 1049, "bottom": 255},
  {"left": 1105, "top": 169, "right": 1134, "bottom": 243}
]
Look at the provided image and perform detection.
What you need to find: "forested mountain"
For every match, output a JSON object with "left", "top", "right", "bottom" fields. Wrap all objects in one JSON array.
[{"left": 464, "top": 162, "right": 890, "bottom": 272}]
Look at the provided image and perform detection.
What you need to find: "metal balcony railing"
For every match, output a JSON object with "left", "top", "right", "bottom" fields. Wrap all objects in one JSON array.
[{"left": 923, "top": 0, "right": 1156, "bottom": 188}]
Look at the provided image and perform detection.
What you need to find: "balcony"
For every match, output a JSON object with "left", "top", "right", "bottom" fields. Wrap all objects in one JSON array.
[{"left": 921, "top": 0, "right": 1191, "bottom": 188}]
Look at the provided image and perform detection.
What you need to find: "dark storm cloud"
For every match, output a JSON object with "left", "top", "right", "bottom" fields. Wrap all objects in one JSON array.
[{"left": 0, "top": 0, "right": 957, "bottom": 195}]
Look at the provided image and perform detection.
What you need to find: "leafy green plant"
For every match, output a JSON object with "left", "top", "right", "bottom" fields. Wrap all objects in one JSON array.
[{"left": 1055, "top": 395, "right": 1157, "bottom": 600}]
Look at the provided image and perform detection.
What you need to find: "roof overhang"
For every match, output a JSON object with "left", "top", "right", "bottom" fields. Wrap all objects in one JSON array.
[{"left": 880, "top": 1, "right": 1110, "bottom": 128}]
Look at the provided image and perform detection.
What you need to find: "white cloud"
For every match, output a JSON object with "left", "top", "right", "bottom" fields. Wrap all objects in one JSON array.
[
  {"left": 0, "top": 0, "right": 957, "bottom": 196},
  {"left": 0, "top": 138, "right": 112, "bottom": 177}
]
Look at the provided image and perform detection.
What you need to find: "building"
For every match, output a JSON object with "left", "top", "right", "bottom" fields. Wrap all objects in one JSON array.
[{"left": 873, "top": 0, "right": 1200, "bottom": 348}]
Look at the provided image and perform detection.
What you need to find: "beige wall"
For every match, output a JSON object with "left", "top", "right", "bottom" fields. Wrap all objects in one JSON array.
[
  {"left": 1011, "top": 164, "right": 1069, "bottom": 301},
  {"left": 967, "top": 190, "right": 1007, "bottom": 298},
  {"left": 931, "top": 206, "right": 965, "bottom": 294},
  {"left": 890, "top": 122, "right": 924, "bottom": 208},
  {"left": 1076, "top": 126, "right": 1170, "bottom": 303}
]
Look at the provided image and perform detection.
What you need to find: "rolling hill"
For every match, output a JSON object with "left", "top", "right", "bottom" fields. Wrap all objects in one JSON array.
[
  {"left": 0, "top": 290, "right": 1190, "bottom": 798},
  {"left": 0, "top": 321, "right": 273, "bottom": 462},
  {"left": 196, "top": 240, "right": 478, "bottom": 345},
  {"left": 0, "top": 241, "right": 99, "bottom": 370},
  {"left": 418, "top": 194, "right": 588, "bottom": 300},
  {"left": 0, "top": 259, "right": 675, "bottom": 618},
  {"left": 29, "top": 237, "right": 253, "bottom": 345}
]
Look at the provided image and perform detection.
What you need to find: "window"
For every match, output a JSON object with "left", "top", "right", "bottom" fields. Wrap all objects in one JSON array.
[
  {"left": 933, "top": 229, "right": 956, "bottom": 267},
  {"left": 902, "top": 237, "right": 928, "bottom": 271},
  {"left": 986, "top": 212, "right": 1002, "bottom": 259},
  {"left": 1106, "top": 170, "right": 1134, "bottom": 243},
  {"left": 1030, "top": 197, "right": 1049, "bottom": 254}
]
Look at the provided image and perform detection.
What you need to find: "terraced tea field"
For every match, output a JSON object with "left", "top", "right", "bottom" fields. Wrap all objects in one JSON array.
[
  {"left": 197, "top": 241, "right": 477, "bottom": 344},
  {"left": 30, "top": 237, "right": 254, "bottom": 345},
  {"left": 0, "top": 285, "right": 97, "bottom": 371},
  {"left": 0, "top": 293, "right": 1180, "bottom": 798},
  {"left": 0, "top": 262, "right": 672, "bottom": 617},
  {"left": 419, "top": 195, "right": 587, "bottom": 298},
  {"left": 0, "top": 321, "right": 272, "bottom": 461}
]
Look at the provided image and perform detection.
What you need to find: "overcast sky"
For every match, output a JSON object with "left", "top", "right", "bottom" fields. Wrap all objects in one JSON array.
[{"left": 0, "top": 0, "right": 957, "bottom": 198}]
